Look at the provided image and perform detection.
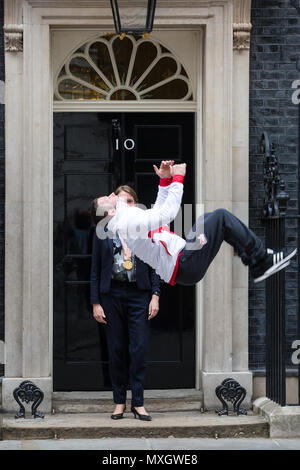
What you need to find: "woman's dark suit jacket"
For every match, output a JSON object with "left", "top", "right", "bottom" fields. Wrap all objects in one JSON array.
[{"left": 90, "top": 229, "right": 161, "bottom": 305}]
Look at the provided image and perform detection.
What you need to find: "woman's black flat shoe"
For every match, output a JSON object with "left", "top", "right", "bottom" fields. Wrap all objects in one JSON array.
[
  {"left": 131, "top": 406, "right": 152, "bottom": 421},
  {"left": 111, "top": 405, "right": 126, "bottom": 420}
]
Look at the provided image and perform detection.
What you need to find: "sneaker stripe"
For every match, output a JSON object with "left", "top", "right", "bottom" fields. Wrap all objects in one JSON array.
[
  {"left": 271, "top": 249, "right": 297, "bottom": 271},
  {"left": 253, "top": 248, "right": 297, "bottom": 283},
  {"left": 254, "top": 260, "right": 290, "bottom": 283}
]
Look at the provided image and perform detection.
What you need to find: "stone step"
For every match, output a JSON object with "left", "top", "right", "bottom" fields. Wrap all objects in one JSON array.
[
  {"left": 52, "top": 389, "right": 203, "bottom": 414},
  {"left": 1, "top": 411, "right": 269, "bottom": 440}
]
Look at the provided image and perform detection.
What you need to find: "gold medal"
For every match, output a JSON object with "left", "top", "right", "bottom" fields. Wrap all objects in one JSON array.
[{"left": 123, "top": 259, "right": 133, "bottom": 270}]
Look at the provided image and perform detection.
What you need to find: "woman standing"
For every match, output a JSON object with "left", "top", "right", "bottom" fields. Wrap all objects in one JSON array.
[{"left": 90, "top": 185, "right": 161, "bottom": 421}]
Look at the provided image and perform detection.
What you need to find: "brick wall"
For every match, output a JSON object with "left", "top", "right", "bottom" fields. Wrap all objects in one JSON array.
[
  {"left": 0, "top": 0, "right": 4, "bottom": 377},
  {"left": 249, "top": 0, "right": 299, "bottom": 371}
]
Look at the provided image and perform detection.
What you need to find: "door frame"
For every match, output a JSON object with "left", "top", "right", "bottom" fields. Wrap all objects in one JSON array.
[
  {"left": 3, "top": 1, "right": 253, "bottom": 413},
  {"left": 52, "top": 29, "right": 203, "bottom": 390}
]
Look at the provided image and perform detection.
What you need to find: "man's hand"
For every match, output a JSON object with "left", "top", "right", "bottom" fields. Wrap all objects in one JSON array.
[
  {"left": 170, "top": 163, "right": 186, "bottom": 178},
  {"left": 153, "top": 160, "right": 174, "bottom": 179},
  {"left": 93, "top": 304, "right": 107, "bottom": 324},
  {"left": 96, "top": 193, "right": 118, "bottom": 209},
  {"left": 148, "top": 295, "right": 159, "bottom": 320}
]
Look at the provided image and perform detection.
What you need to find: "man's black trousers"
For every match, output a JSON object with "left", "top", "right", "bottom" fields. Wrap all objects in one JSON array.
[
  {"left": 100, "top": 281, "right": 151, "bottom": 407},
  {"left": 176, "top": 208, "right": 266, "bottom": 285}
]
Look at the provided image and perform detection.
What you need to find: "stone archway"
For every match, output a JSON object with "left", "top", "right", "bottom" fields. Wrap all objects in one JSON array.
[{"left": 2, "top": 0, "right": 253, "bottom": 412}]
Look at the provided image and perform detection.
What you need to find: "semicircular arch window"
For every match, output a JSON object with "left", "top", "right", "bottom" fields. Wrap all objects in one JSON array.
[{"left": 54, "top": 34, "right": 193, "bottom": 101}]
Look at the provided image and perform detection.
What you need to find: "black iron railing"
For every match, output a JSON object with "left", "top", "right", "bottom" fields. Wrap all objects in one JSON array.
[{"left": 260, "top": 132, "right": 291, "bottom": 406}]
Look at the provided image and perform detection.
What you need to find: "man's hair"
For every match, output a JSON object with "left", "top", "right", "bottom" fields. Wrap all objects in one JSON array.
[
  {"left": 90, "top": 185, "right": 138, "bottom": 226},
  {"left": 90, "top": 198, "right": 109, "bottom": 225}
]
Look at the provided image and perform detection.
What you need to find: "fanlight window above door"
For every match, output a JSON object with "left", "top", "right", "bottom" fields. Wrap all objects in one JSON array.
[{"left": 54, "top": 34, "right": 193, "bottom": 101}]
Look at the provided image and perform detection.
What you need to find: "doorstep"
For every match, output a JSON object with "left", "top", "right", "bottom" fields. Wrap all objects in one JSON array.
[
  {"left": 52, "top": 389, "right": 203, "bottom": 414},
  {"left": 1, "top": 410, "right": 269, "bottom": 440}
]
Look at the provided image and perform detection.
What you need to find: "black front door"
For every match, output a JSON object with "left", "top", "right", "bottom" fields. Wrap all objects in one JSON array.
[{"left": 53, "top": 112, "right": 195, "bottom": 390}]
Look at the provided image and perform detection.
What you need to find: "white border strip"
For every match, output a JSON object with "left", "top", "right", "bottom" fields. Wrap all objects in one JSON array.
[
  {"left": 0, "top": 340, "right": 5, "bottom": 364},
  {"left": 53, "top": 100, "right": 197, "bottom": 112},
  {"left": 0, "top": 81, "right": 5, "bottom": 105}
]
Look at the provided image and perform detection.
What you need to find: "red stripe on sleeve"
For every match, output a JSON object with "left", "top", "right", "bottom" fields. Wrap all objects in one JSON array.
[
  {"left": 159, "top": 178, "right": 172, "bottom": 187},
  {"left": 172, "top": 174, "right": 185, "bottom": 184}
]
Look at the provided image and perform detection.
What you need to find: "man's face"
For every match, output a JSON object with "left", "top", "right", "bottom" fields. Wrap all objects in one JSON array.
[
  {"left": 96, "top": 192, "right": 118, "bottom": 216},
  {"left": 96, "top": 190, "right": 135, "bottom": 218}
]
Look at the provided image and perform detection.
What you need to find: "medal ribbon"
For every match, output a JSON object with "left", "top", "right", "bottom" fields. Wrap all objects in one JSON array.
[{"left": 117, "top": 232, "right": 132, "bottom": 262}]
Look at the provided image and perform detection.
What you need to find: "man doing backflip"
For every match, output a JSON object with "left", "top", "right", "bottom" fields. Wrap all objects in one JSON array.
[{"left": 92, "top": 161, "right": 297, "bottom": 287}]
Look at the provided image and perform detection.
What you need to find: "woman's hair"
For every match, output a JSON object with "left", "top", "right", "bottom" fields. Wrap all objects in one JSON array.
[
  {"left": 90, "top": 185, "right": 138, "bottom": 225},
  {"left": 115, "top": 185, "right": 138, "bottom": 203}
]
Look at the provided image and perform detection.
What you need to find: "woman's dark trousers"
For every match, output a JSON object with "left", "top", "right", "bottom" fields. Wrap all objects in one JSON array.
[{"left": 100, "top": 281, "right": 150, "bottom": 407}]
